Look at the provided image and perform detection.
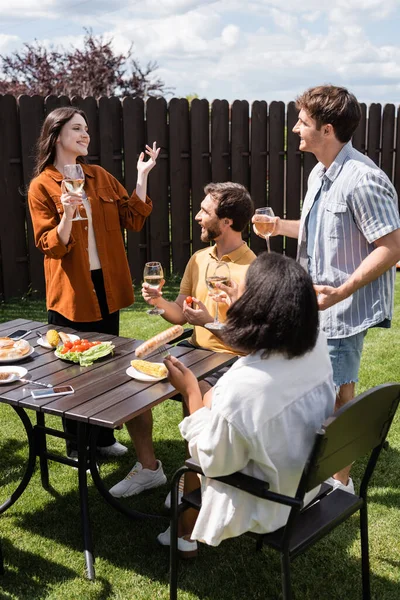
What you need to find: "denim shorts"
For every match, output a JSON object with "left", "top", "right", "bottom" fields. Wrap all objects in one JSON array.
[{"left": 327, "top": 330, "right": 368, "bottom": 388}]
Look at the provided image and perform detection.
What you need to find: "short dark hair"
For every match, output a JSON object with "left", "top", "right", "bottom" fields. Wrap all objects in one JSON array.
[
  {"left": 204, "top": 182, "right": 254, "bottom": 232},
  {"left": 222, "top": 252, "right": 319, "bottom": 359},
  {"left": 33, "top": 107, "right": 88, "bottom": 177},
  {"left": 295, "top": 85, "right": 361, "bottom": 143}
]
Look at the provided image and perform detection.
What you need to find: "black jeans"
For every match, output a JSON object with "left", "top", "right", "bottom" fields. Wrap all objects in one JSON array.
[{"left": 48, "top": 269, "right": 119, "bottom": 454}]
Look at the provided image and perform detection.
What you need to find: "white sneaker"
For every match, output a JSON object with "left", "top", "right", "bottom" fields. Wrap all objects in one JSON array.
[
  {"left": 157, "top": 526, "right": 198, "bottom": 558},
  {"left": 109, "top": 460, "right": 167, "bottom": 497},
  {"left": 164, "top": 475, "right": 185, "bottom": 510},
  {"left": 325, "top": 476, "right": 355, "bottom": 495},
  {"left": 97, "top": 441, "right": 128, "bottom": 457}
]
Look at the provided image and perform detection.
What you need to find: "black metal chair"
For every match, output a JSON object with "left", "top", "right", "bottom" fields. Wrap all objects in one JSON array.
[{"left": 169, "top": 383, "right": 400, "bottom": 600}]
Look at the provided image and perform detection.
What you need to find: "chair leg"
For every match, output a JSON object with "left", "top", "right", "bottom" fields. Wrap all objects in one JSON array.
[
  {"left": 170, "top": 468, "right": 187, "bottom": 600},
  {"left": 0, "top": 538, "right": 4, "bottom": 575},
  {"left": 360, "top": 504, "right": 371, "bottom": 600},
  {"left": 280, "top": 552, "right": 293, "bottom": 600}
]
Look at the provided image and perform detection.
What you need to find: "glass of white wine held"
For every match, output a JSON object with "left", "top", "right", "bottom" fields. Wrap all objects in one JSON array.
[
  {"left": 204, "top": 260, "right": 231, "bottom": 331},
  {"left": 63, "top": 163, "right": 87, "bottom": 222},
  {"left": 253, "top": 206, "right": 275, "bottom": 252},
  {"left": 143, "top": 261, "right": 165, "bottom": 315}
]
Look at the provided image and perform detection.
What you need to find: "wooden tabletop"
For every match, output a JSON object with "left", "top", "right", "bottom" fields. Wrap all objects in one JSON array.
[{"left": 0, "top": 319, "right": 236, "bottom": 428}]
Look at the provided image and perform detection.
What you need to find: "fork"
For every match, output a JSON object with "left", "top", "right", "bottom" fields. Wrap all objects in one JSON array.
[{"left": 156, "top": 344, "right": 171, "bottom": 359}]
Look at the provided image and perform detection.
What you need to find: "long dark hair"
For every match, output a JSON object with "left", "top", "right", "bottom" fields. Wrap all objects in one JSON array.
[
  {"left": 222, "top": 252, "right": 319, "bottom": 359},
  {"left": 33, "top": 107, "right": 88, "bottom": 177}
]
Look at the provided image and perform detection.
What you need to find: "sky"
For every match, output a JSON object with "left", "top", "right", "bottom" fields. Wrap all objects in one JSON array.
[{"left": 1, "top": 0, "right": 400, "bottom": 105}]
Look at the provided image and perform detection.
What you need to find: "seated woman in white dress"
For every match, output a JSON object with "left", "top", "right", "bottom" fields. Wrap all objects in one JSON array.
[{"left": 160, "top": 252, "right": 336, "bottom": 555}]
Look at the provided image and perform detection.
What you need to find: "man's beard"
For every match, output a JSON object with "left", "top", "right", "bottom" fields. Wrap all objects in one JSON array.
[{"left": 200, "top": 223, "right": 222, "bottom": 243}]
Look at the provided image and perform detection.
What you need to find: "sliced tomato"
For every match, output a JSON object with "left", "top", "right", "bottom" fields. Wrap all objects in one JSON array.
[{"left": 64, "top": 341, "right": 73, "bottom": 350}]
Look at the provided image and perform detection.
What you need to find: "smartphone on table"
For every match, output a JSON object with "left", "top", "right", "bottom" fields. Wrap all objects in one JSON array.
[
  {"left": 31, "top": 385, "right": 75, "bottom": 399},
  {"left": 9, "top": 329, "right": 32, "bottom": 340}
]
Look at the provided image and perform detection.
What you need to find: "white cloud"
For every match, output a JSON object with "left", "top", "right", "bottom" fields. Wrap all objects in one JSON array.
[{"left": 221, "top": 24, "right": 240, "bottom": 48}]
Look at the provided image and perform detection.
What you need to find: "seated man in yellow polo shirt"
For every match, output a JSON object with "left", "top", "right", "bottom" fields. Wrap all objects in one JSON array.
[{"left": 109, "top": 182, "right": 256, "bottom": 499}]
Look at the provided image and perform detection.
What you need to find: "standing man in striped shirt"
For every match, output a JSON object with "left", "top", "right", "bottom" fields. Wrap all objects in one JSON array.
[{"left": 264, "top": 85, "right": 400, "bottom": 492}]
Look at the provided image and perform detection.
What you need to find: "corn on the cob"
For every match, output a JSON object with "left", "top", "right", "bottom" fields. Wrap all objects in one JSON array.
[
  {"left": 130, "top": 360, "right": 167, "bottom": 378},
  {"left": 46, "top": 329, "right": 61, "bottom": 347}
]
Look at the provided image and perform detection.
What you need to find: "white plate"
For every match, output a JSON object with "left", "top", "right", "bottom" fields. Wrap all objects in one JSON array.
[
  {"left": 37, "top": 334, "right": 80, "bottom": 349},
  {"left": 0, "top": 346, "right": 35, "bottom": 363},
  {"left": 0, "top": 365, "right": 28, "bottom": 384},
  {"left": 126, "top": 366, "right": 166, "bottom": 382}
]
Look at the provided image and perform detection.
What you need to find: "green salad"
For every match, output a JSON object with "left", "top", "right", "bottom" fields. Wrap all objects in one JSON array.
[{"left": 55, "top": 342, "right": 115, "bottom": 367}]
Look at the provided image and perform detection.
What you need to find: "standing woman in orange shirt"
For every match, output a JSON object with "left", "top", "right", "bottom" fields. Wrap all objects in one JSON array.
[{"left": 28, "top": 106, "right": 160, "bottom": 457}]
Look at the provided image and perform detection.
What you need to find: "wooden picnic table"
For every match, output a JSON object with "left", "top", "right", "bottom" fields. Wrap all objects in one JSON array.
[{"left": 0, "top": 318, "right": 236, "bottom": 579}]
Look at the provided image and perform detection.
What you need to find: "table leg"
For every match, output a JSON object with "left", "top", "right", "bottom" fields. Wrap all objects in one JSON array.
[
  {"left": 77, "top": 422, "right": 95, "bottom": 581},
  {"left": 0, "top": 407, "right": 36, "bottom": 515},
  {"left": 35, "top": 413, "right": 50, "bottom": 489}
]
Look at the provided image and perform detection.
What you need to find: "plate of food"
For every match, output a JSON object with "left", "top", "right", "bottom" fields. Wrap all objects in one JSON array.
[
  {"left": 37, "top": 330, "right": 80, "bottom": 349},
  {"left": 55, "top": 338, "right": 115, "bottom": 367},
  {"left": 127, "top": 360, "right": 168, "bottom": 382},
  {"left": 0, "top": 338, "right": 34, "bottom": 363},
  {"left": 0, "top": 366, "right": 28, "bottom": 384}
]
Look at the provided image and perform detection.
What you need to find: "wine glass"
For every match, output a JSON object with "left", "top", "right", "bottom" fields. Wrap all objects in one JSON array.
[
  {"left": 63, "top": 164, "right": 87, "bottom": 221},
  {"left": 253, "top": 206, "right": 275, "bottom": 252},
  {"left": 204, "top": 260, "right": 231, "bottom": 331},
  {"left": 143, "top": 262, "right": 165, "bottom": 315}
]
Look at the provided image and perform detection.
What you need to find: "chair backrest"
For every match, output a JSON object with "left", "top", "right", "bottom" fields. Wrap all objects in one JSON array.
[{"left": 304, "top": 383, "right": 400, "bottom": 493}]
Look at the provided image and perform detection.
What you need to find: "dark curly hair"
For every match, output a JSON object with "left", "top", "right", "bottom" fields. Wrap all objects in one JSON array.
[
  {"left": 222, "top": 252, "right": 319, "bottom": 359},
  {"left": 295, "top": 85, "right": 361, "bottom": 143},
  {"left": 204, "top": 182, "right": 254, "bottom": 232}
]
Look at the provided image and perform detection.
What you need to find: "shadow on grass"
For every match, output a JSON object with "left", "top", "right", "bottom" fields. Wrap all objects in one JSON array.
[
  {"left": 0, "top": 537, "right": 115, "bottom": 599},
  {"left": 3, "top": 436, "right": 398, "bottom": 599}
]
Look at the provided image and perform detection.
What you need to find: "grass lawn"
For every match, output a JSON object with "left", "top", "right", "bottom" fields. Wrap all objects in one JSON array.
[{"left": 1, "top": 276, "right": 400, "bottom": 599}]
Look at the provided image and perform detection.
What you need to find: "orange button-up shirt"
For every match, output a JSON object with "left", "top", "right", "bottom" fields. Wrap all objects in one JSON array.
[{"left": 28, "top": 164, "right": 152, "bottom": 322}]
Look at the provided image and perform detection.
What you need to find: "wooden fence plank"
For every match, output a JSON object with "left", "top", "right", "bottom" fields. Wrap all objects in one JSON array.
[
  {"left": 394, "top": 106, "right": 400, "bottom": 207},
  {"left": 169, "top": 98, "right": 191, "bottom": 274},
  {"left": 249, "top": 100, "right": 268, "bottom": 255},
  {"left": 268, "top": 101, "right": 285, "bottom": 254},
  {"left": 191, "top": 99, "right": 211, "bottom": 254},
  {"left": 352, "top": 103, "right": 367, "bottom": 153},
  {"left": 146, "top": 97, "right": 170, "bottom": 273},
  {"left": 0, "top": 95, "right": 29, "bottom": 299},
  {"left": 99, "top": 96, "right": 115, "bottom": 176},
  {"left": 367, "top": 103, "right": 382, "bottom": 167},
  {"left": 231, "top": 100, "right": 250, "bottom": 188},
  {"left": 122, "top": 97, "right": 147, "bottom": 286},
  {"left": 286, "top": 102, "right": 302, "bottom": 259},
  {"left": 381, "top": 104, "right": 395, "bottom": 180},
  {"left": 211, "top": 100, "right": 230, "bottom": 182},
  {"left": 19, "top": 95, "right": 46, "bottom": 295}
]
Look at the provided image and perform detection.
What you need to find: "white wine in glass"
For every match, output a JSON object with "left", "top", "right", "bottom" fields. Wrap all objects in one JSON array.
[
  {"left": 204, "top": 260, "right": 231, "bottom": 331},
  {"left": 253, "top": 206, "right": 275, "bottom": 252},
  {"left": 63, "top": 164, "right": 87, "bottom": 221},
  {"left": 143, "top": 262, "right": 165, "bottom": 316}
]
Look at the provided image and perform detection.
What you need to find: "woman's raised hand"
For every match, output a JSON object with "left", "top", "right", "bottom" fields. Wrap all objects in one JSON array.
[{"left": 137, "top": 142, "right": 160, "bottom": 177}]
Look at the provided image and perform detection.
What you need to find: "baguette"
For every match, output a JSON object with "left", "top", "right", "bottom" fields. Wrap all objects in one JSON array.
[
  {"left": 130, "top": 360, "right": 168, "bottom": 378},
  {"left": 135, "top": 325, "right": 184, "bottom": 359}
]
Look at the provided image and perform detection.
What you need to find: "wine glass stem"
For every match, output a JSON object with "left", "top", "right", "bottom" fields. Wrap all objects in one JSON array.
[
  {"left": 214, "top": 301, "right": 219, "bottom": 324},
  {"left": 266, "top": 237, "right": 271, "bottom": 253}
]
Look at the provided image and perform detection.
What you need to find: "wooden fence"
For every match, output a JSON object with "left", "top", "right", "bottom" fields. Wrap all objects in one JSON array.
[{"left": 1, "top": 94, "right": 400, "bottom": 301}]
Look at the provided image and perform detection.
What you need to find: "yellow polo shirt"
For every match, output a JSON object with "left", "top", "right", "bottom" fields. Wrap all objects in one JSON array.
[{"left": 179, "top": 242, "right": 256, "bottom": 353}]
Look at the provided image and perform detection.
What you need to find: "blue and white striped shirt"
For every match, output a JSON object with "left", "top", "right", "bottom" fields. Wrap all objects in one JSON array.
[{"left": 297, "top": 141, "right": 400, "bottom": 339}]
